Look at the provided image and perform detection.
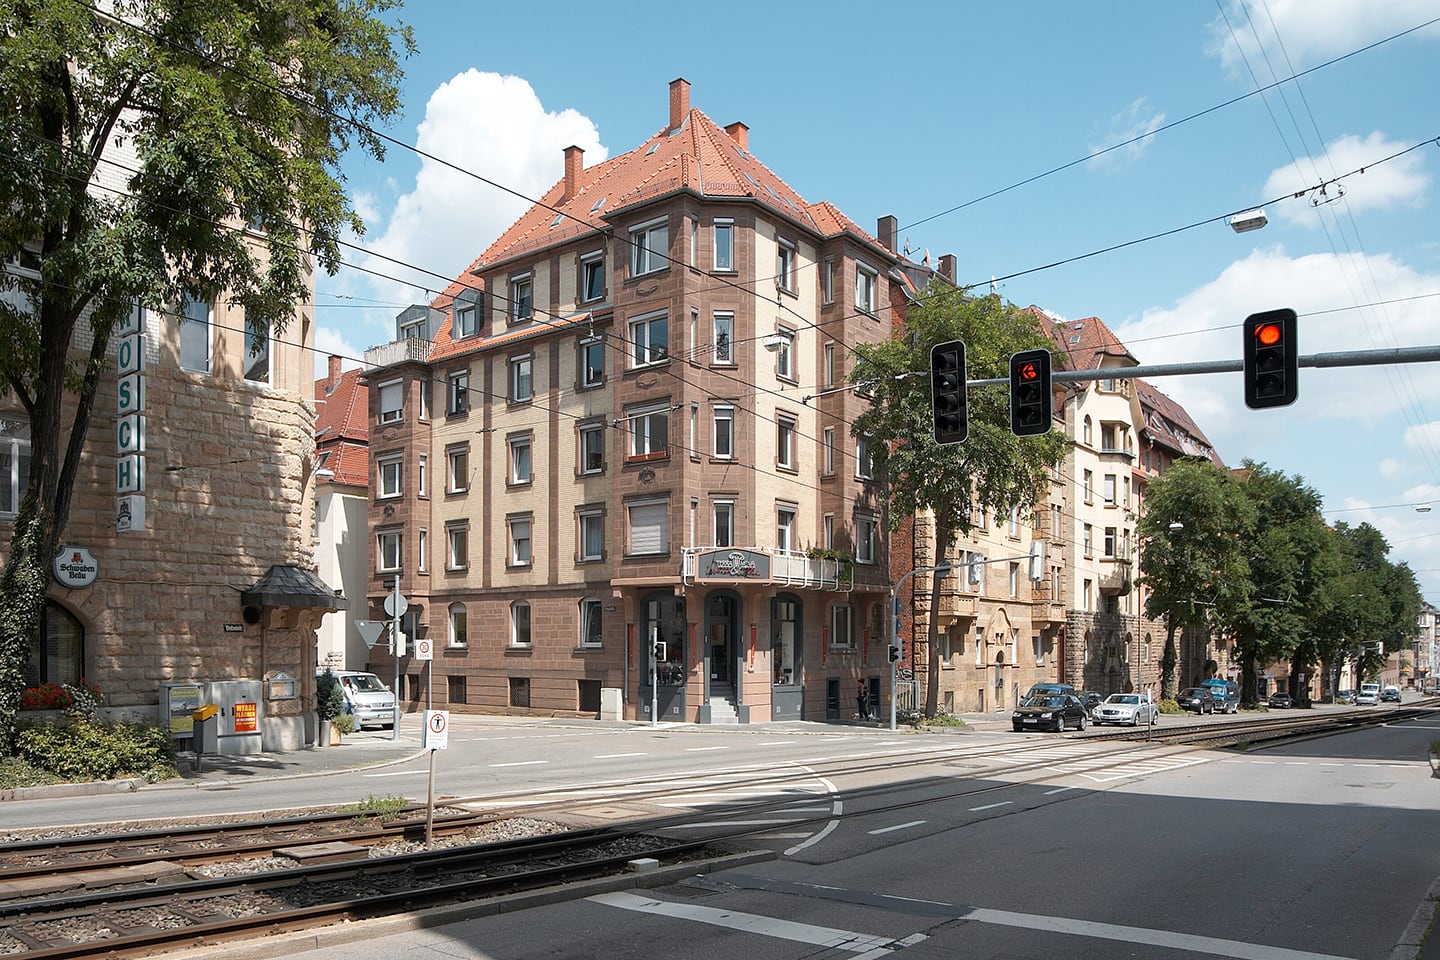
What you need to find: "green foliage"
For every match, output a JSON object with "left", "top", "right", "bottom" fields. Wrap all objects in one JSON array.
[
  {"left": 316, "top": 669, "right": 345, "bottom": 721},
  {"left": 14, "top": 718, "right": 178, "bottom": 783},
  {"left": 1158, "top": 698, "right": 1183, "bottom": 714},
  {"left": 330, "top": 712, "right": 356, "bottom": 735},
  {"left": 339, "top": 793, "right": 408, "bottom": 819}
]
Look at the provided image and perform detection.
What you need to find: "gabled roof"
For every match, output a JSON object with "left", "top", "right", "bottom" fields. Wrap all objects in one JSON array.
[
  {"left": 1134, "top": 378, "right": 1225, "bottom": 467},
  {"left": 314, "top": 365, "right": 368, "bottom": 443},
  {"left": 1034, "top": 310, "right": 1138, "bottom": 371}
]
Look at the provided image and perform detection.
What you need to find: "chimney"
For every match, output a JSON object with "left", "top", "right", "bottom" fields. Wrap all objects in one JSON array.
[
  {"left": 562, "top": 145, "right": 584, "bottom": 203},
  {"left": 327, "top": 354, "right": 341, "bottom": 389},
  {"left": 877, "top": 215, "right": 898, "bottom": 253},
  {"left": 724, "top": 121, "right": 749, "bottom": 151},
  {"left": 669, "top": 77, "right": 690, "bottom": 132},
  {"left": 938, "top": 254, "right": 957, "bottom": 284}
]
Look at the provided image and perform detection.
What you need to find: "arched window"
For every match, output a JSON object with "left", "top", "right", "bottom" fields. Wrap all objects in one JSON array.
[
  {"left": 579, "top": 598, "right": 602, "bottom": 647},
  {"left": 448, "top": 602, "right": 467, "bottom": 647},
  {"left": 1082, "top": 416, "right": 1093, "bottom": 446},
  {"left": 26, "top": 601, "right": 84, "bottom": 686}
]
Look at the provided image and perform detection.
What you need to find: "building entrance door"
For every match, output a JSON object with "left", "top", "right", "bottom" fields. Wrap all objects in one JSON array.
[{"left": 708, "top": 595, "right": 735, "bottom": 689}]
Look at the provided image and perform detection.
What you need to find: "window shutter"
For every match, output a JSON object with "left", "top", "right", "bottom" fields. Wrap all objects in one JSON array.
[{"left": 629, "top": 503, "right": 668, "bottom": 554}]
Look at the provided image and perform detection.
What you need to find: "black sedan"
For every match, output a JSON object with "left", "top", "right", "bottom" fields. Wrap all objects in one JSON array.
[
  {"left": 1267, "top": 691, "right": 1294, "bottom": 709},
  {"left": 1012, "top": 694, "right": 1088, "bottom": 733},
  {"left": 1176, "top": 687, "right": 1214, "bottom": 714}
]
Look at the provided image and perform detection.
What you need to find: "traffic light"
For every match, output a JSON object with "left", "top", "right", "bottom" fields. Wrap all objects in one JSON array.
[
  {"left": 652, "top": 642, "right": 667, "bottom": 662},
  {"left": 1243, "top": 308, "right": 1298, "bottom": 409},
  {"left": 888, "top": 643, "right": 902, "bottom": 663},
  {"left": 1009, "top": 348, "right": 1052, "bottom": 436},
  {"left": 930, "top": 340, "right": 967, "bottom": 445}
]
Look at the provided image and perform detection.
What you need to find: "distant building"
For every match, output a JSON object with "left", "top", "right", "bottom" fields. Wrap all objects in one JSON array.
[{"left": 314, "top": 355, "right": 372, "bottom": 672}]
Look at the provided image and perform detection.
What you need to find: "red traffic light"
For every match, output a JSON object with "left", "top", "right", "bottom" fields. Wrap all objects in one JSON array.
[
  {"left": 1254, "top": 322, "right": 1282, "bottom": 347},
  {"left": 1017, "top": 361, "right": 1039, "bottom": 381}
]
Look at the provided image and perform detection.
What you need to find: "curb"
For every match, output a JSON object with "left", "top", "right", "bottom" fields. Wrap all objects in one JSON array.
[
  {"left": 1390, "top": 876, "right": 1440, "bottom": 960},
  {"left": 1, "top": 776, "right": 145, "bottom": 801}
]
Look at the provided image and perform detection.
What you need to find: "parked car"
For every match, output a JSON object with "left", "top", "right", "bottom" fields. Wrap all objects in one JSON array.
[
  {"left": 1267, "top": 691, "right": 1293, "bottom": 709},
  {"left": 1092, "top": 693, "right": 1159, "bottom": 726},
  {"left": 1022, "top": 682, "right": 1077, "bottom": 702},
  {"left": 1381, "top": 686, "right": 1401, "bottom": 703},
  {"left": 1356, "top": 682, "right": 1381, "bottom": 705},
  {"left": 1335, "top": 689, "right": 1357, "bottom": 705},
  {"left": 1176, "top": 687, "right": 1215, "bottom": 714},
  {"left": 319, "top": 670, "right": 397, "bottom": 729},
  {"left": 1076, "top": 691, "right": 1104, "bottom": 717},
  {"left": 1201, "top": 678, "right": 1241, "bottom": 714},
  {"left": 1012, "top": 694, "right": 1088, "bottom": 733}
]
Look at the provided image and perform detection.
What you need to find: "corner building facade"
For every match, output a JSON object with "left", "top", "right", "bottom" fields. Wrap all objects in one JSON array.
[{"left": 364, "top": 79, "right": 898, "bottom": 723}]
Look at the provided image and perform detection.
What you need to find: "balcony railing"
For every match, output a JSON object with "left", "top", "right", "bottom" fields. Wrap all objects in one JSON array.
[
  {"left": 681, "top": 546, "right": 852, "bottom": 592},
  {"left": 364, "top": 337, "right": 434, "bottom": 370},
  {"left": 937, "top": 589, "right": 977, "bottom": 620}
]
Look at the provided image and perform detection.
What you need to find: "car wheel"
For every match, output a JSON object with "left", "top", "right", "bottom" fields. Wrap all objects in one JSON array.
[
  {"left": 1077, "top": 714, "right": 1086, "bottom": 731},
  {"left": 1013, "top": 724, "right": 1023, "bottom": 732},
  {"left": 1055, "top": 717, "right": 1066, "bottom": 733}
]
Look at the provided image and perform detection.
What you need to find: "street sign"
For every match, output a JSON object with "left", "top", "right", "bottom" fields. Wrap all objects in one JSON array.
[
  {"left": 423, "top": 710, "right": 449, "bottom": 750},
  {"left": 414, "top": 636, "right": 433, "bottom": 661},
  {"left": 354, "top": 620, "right": 386, "bottom": 650},
  {"left": 383, "top": 592, "right": 409, "bottom": 618}
]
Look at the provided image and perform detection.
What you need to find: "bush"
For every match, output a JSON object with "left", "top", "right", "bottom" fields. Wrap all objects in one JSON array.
[
  {"left": 316, "top": 670, "right": 345, "bottom": 722},
  {"left": 331, "top": 712, "right": 356, "bottom": 735},
  {"left": 14, "top": 718, "right": 179, "bottom": 783},
  {"left": 19, "top": 679, "right": 103, "bottom": 712}
]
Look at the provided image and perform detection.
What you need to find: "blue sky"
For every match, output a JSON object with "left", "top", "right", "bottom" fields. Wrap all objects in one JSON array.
[{"left": 314, "top": 1, "right": 1440, "bottom": 603}]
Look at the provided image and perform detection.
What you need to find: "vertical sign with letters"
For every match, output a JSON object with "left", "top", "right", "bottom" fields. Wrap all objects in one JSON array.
[{"left": 116, "top": 304, "right": 147, "bottom": 531}]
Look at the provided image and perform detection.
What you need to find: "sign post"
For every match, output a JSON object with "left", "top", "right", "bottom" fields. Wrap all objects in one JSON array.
[
  {"left": 383, "top": 583, "right": 409, "bottom": 740},
  {"left": 422, "top": 710, "right": 449, "bottom": 845}
]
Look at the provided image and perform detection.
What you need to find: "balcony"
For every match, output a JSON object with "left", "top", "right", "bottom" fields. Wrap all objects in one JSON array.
[
  {"left": 682, "top": 547, "right": 852, "bottom": 592},
  {"left": 1030, "top": 578, "right": 1068, "bottom": 626},
  {"left": 364, "top": 337, "right": 434, "bottom": 370},
  {"left": 936, "top": 589, "right": 977, "bottom": 622}
]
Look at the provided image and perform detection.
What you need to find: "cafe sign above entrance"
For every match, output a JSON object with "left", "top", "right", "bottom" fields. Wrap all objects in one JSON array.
[{"left": 695, "top": 549, "right": 771, "bottom": 582}]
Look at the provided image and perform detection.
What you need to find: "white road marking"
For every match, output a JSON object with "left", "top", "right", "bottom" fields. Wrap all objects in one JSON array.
[
  {"left": 589, "top": 891, "right": 895, "bottom": 954},
  {"left": 868, "top": 820, "right": 927, "bottom": 835},
  {"left": 488, "top": 760, "right": 547, "bottom": 767},
  {"left": 593, "top": 752, "right": 646, "bottom": 759},
  {"left": 758, "top": 740, "right": 797, "bottom": 746},
  {"left": 685, "top": 746, "right": 730, "bottom": 752},
  {"left": 1044, "top": 786, "right": 1078, "bottom": 795},
  {"left": 363, "top": 770, "right": 427, "bottom": 778},
  {"left": 968, "top": 801, "right": 1013, "bottom": 812}
]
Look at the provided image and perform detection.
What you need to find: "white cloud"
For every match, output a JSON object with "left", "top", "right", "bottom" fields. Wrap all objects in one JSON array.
[
  {"left": 312, "top": 325, "right": 366, "bottom": 381},
  {"left": 1378, "top": 457, "right": 1407, "bottom": 480},
  {"left": 1207, "top": 0, "right": 1440, "bottom": 73},
  {"left": 1403, "top": 423, "right": 1440, "bottom": 457},
  {"left": 1087, "top": 98, "right": 1165, "bottom": 171},
  {"left": 1263, "top": 132, "right": 1429, "bottom": 226},
  {"left": 316, "top": 71, "right": 607, "bottom": 358}
]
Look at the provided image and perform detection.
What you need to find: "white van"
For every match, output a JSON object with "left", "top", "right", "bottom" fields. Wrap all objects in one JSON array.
[
  {"left": 1356, "top": 682, "right": 1381, "bottom": 706},
  {"left": 323, "top": 671, "right": 396, "bottom": 728}
]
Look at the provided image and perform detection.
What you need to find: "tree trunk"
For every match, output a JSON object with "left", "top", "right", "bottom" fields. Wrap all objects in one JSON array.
[
  {"left": 1160, "top": 616, "right": 1178, "bottom": 700},
  {"left": 0, "top": 505, "right": 53, "bottom": 750}
]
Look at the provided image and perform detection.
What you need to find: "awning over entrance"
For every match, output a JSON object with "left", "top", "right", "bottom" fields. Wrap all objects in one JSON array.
[{"left": 240, "top": 565, "right": 343, "bottom": 610}]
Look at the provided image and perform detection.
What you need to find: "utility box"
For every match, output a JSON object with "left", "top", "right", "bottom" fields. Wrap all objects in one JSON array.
[
  {"left": 162, "top": 680, "right": 264, "bottom": 755},
  {"left": 192, "top": 704, "right": 219, "bottom": 755}
]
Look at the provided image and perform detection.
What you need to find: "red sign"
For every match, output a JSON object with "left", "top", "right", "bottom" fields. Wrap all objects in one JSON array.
[{"left": 233, "top": 701, "right": 258, "bottom": 733}]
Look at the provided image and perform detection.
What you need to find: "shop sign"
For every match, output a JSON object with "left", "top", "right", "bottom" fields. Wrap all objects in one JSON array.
[
  {"left": 52, "top": 545, "right": 98, "bottom": 587},
  {"left": 696, "top": 548, "right": 770, "bottom": 582}
]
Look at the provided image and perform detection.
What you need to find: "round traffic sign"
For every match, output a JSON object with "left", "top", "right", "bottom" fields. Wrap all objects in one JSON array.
[{"left": 383, "top": 592, "right": 409, "bottom": 617}]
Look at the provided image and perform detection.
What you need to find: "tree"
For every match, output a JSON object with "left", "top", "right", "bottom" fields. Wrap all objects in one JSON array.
[
  {"left": 1228, "top": 462, "right": 1337, "bottom": 707},
  {"left": 1136, "top": 458, "right": 1255, "bottom": 700},
  {"left": 1309, "top": 523, "right": 1421, "bottom": 693},
  {"left": 0, "top": 1, "right": 413, "bottom": 748},
  {"left": 851, "top": 286, "right": 1068, "bottom": 717}
]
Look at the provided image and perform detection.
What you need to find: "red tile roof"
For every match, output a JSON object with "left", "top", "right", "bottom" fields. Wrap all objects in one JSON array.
[
  {"left": 1134, "top": 378, "right": 1224, "bottom": 467},
  {"left": 313, "top": 365, "right": 369, "bottom": 486}
]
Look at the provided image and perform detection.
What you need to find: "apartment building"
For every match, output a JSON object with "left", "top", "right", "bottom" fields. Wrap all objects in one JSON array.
[
  {"left": 314, "top": 356, "right": 374, "bottom": 672},
  {"left": 362, "top": 79, "right": 897, "bottom": 723}
]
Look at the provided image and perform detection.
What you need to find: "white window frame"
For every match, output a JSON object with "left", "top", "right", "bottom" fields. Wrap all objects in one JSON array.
[
  {"left": 243, "top": 312, "right": 270, "bottom": 383},
  {"left": 774, "top": 326, "right": 795, "bottom": 381},
  {"left": 509, "top": 434, "right": 533, "bottom": 485},
  {"left": 823, "top": 427, "right": 835, "bottom": 476},
  {"left": 0, "top": 418, "right": 31, "bottom": 516},
  {"left": 1103, "top": 474, "right": 1117, "bottom": 505},
  {"left": 581, "top": 252, "right": 604, "bottom": 303},
  {"left": 776, "top": 413, "right": 796, "bottom": 470},
  {"left": 510, "top": 273, "right": 533, "bottom": 322},
  {"left": 776, "top": 238, "right": 796, "bottom": 293},
  {"left": 830, "top": 604, "right": 854, "bottom": 649},
  {"left": 628, "top": 401, "right": 670, "bottom": 462},
  {"left": 627, "top": 499, "right": 669, "bottom": 556},
  {"left": 509, "top": 516, "right": 533, "bottom": 567},
  {"left": 713, "top": 499, "right": 735, "bottom": 547},
  {"left": 377, "top": 530, "right": 402, "bottom": 572},
  {"left": 511, "top": 600, "right": 532, "bottom": 647},
  {"left": 579, "top": 508, "right": 605, "bottom": 561},
  {"left": 713, "top": 219, "right": 734, "bottom": 271},
  {"left": 631, "top": 217, "right": 669, "bottom": 276},
  {"left": 822, "top": 260, "right": 835, "bottom": 304},
  {"left": 454, "top": 303, "right": 477, "bottom": 338},
  {"left": 378, "top": 378, "right": 403, "bottom": 424},
  {"left": 446, "top": 523, "right": 469, "bottom": 570},
  {"left": 446, "top": 371, "right": 468, "bottom": 416},
  {"left": 447, "top": 445, "right": 469, "bottom": 493},
  {"left": 448, "top": 602, "right": 467, "bottom": 647},
  {"left": 1104, "top": 526, "right": 1117, "bottom": 558},
  {"left": 580, "top": 598, "right": 603, "bottom": 647},
  {"left": 856, "top": 262, "right": 877, "bottom": 313},
  {"left": 713, "top": 405, "right": 734, "bottom": 460},
  {"left": 579, "top": 423, "right": 604, "bottom": 474},
  {"left": 377, "top": 454, "right": 402, "bottom": 498},
  {"left": 180, "top": 293, "right": 211, "bottom": 373},
  {"left": 856, "top": 515, "right": 878, "bottom": 564},
  {"left": 418, "top": 529, "right": 428, "bottom": 573},
  {"left": 510, "top": 353, "right": 533, "bottom": 402},
  {"left": 629, "top": 311, "right": 668, "bottom": 367},
  {"left": 580, "top": 336, "right": 604, "bottom": 388},
  {"left": 777, "top": 505, "right": 796, "bottom": 552},
  {"left": 824, "top": 343, "right": 835, "bottom": 386},
  {"left": 417, "top": 454, "right": 428, "bottom": 497},
  {"left": 712, "top": 311, "right": 734, "bottom": 364},
  {"left": 855, "top": 437, "right": 873, "bottom": 479}
]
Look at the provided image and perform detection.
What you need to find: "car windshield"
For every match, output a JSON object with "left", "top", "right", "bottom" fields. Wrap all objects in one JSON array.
[
  {"left": 349, "top": 675, "right": 388, "bottom": 693},
  {"left": 1182, "top": 689, "right": 1205, "bottom": 697},
  {"left": 1038, "top": 697, "right": 1068, "bottom": 708},
  {"left": 1106, "top": 695, "right": 1139, "bottom": 705}
]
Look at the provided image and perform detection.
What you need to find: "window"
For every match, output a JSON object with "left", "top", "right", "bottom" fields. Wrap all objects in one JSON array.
[
  {"left": 776, "top": 413, "right": 796, "bottom": 470},
  {"left": 582, "top": 253, "right": 604, "bottom": 302},
  {"left": 1009, "top": 562, "right": 1019, "bottom": 598},
  {"left": 856, "top": 515, "right": 878, "bottom": 564},
  {"left": 830, "top": 604, "right": 854, "bottom": 648},
  {"left": 1034, "top": 634, "right": 1045, "bottom": 667},
  {"left": 1082, "top": 469, "right": 1094, "bottom": 504},
  {"left": 510, "top": 354, "right": 532, "bottom": 403},
  {"left": 689, "top": 216, "right": 697, "bottom": 265},
  {"left": 774, "top": 326, "right": 794, "bottom": 380},
  {"left": 689, "top": 403, "right": 697, "bottom": 457},
  {"left": 448, "top": 674, "right": 467, "bottom": 704},
  {"left": 824, "top": 343, "right": 835, "bottom": 386},
  {"left": 418, "top": 529, "right": 428, "bottom": 572},
  {"left": 822, "top": 260, "right": 835, "bottom": 304},
  {"left": 454, "top": 303, "right": 477, "bottom": 338},
  {"left": 179, "top": 293, "right": 210, "bottom": 373},
  {"left": 855, "top": 437, "right": 873, "bottom": 479},
  {"left": 580, "top": 599, "right": 603, "bottom": 647},
  {"left": 26, "top": 602, "right": 84, "bottom": 689},
  {"left": 1104, "top": 526, "right": 1117, "bottom": 558},
  {"left": 446, "top": 523, "right": 468, "bottom": 570},
  {"left": 377, "top": 454, "right": 402, "bottom": 498},
  {"left": 1084, "top": 579, "right": 1094, "bottom": 611},
  {"left": 1008, "top": 508, "right": 1020, "bottom": 538},
  {"left": 628, "top": 402, "right": 669, "bottom": 461},
  {"left": 580, "top": 336, "right": 604, "bottom": 387},
  {"left": 511, "top": 601, "right": 532, "bottom": 646},
  {"left": 419, "top": 378, "right": 431, "bottom": 421},
  {"left": 446, "top": 371, "right": 468, "bottom": 416},
  {"left": 510, "top": 434, "right": 532, "bottom": 485},
  {"left": 631, "top": 218, "right": 669, "bottom": 275},
  {"left": 417, "top": 455, "right": 427, "bottom": 497},
  {"left": 628, "top": 499, "right": 669, "bottom": 556},
  {"left": 377, "top": 530, "right": 401, "bottom": 572},
  {"left": 243, "top": 312, "right": 270, "bottom": 383},
  {"left": 0, "top": 416, "right": 31, "bottom": 516},
  {"left": 447, "top": 445, "right": 468, "bottom": 493},
  {"left": 713, "top": 500, "right": 734, "bottom": 547},
  {"left": 379, "top": 379, "right": 403, "bottom": 423},
  {"left": 579, "top": 508, "right": 605, "bottom": 561},
  {"left": 856, "top": 263, "right": 877, "bottom": 313},
  {"left": 776, "top": 238, "right": 796, "bottom": 292},
  {"left": 509, "top": 516, "right": 532, "bottom": 567},
  {"left": 511, "top": 274, "right": 532, "bottom": 322},
  {"left": 1083, "top": 416, "right": 1093, "bottom": 446},
  {"left": 509, "top": 676, "right": 531, "bottom": 706},
  {"left": 1103, "top": 474, "right": 1117, "bottom": 505},
  {"left": 822, "top": 427, "right": 835, "bottom": 476},
  {"left": 1101, "top": 423, "right": 1119, "bottom": 451},
  {"left": 713, "top": 219, "right": 734, "bottom": 271},
  {"left": 630, "top": 312, "right": 668, "bottom": 366},
  {"left": 1100, "top": 377, "right": 1117, "bottom": 393},
  {"left": 713, "top": 406, "right": 734, "bottom": 459},
  {"left": 1083, "top": 523, "right": 1094, "bottom": 558},
  {"left": 712, "top": 312, "right": 733, "bottom": 364},
  {"left": 580, "top": 423, "right": 604, "bottom": 474},
  {"left": 777, "top": 505, "right": 796, "bottom": 552}
]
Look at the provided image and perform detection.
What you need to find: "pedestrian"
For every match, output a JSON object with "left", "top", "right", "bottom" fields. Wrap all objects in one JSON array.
[{"left": 857, "top": 681, "right": 869, "bottom": 720}]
